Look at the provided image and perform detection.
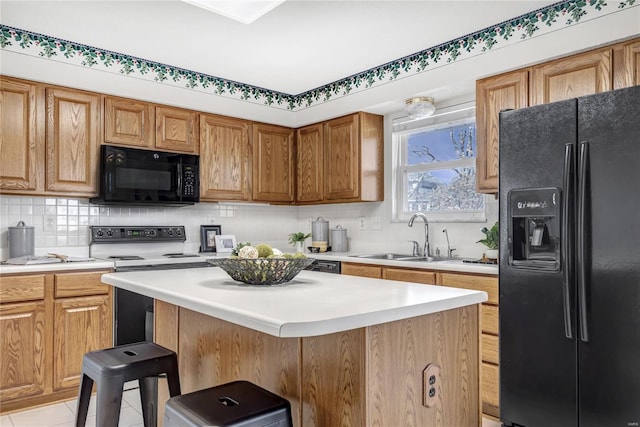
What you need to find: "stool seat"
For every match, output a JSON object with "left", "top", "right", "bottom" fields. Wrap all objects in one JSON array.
[
  {"left": 164, "top": 380, "right": 292, "bottom": 427},
  {"left": 76, "top": 342, "right": 180, "bottom": 427}
]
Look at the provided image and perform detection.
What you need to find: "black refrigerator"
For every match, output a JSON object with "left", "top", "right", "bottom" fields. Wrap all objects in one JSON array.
[{"left": 498, "top": 85, "right": 640, "bottom": 427}]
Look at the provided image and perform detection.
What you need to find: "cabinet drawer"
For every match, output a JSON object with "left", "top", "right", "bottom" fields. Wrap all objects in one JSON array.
[
  {"left": 0, "top": 275, "right": 45, "bottom": 303},
  {"left": 341, "top": 263, "right": 382, "bottom": 279},
  {"left": 54, "top": 271, "right": 110, "bottom": 298},
  {"left": 481, "top": 333, "right": 499, "bottom": 365},
  {"left": 481, "top": 362, "right": 500, "bottom": 409},
  {"left": 440, "top": 273, "right": 498, "bottom": 304},
  {"left": 481, "top": 304, "right": 499, "bottom": 335},
  {"left": 383, "top": 268, "right": 436, "bottom": 285}
]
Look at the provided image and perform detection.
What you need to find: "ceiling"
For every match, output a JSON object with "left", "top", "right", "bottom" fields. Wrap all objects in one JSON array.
[{"left": 1, "top": 1, "right": 638, "bottom": 126}]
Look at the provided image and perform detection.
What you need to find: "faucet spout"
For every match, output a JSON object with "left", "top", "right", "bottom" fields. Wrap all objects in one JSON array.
[{"left": 408, "top": 212, "right": 430, "bottom": 257}]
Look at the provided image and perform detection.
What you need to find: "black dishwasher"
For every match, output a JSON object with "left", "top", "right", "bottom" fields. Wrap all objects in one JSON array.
[{"left": 305, "top": 259, "right": 341, "bottom": 274}]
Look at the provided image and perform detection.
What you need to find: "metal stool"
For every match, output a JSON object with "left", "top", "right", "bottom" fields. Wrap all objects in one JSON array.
[
  {"left": 164, "top": 380, "right": 292, "bottom": 427},
  {"left": 75, "top": 342, "right": 181, "bottom": 427}
]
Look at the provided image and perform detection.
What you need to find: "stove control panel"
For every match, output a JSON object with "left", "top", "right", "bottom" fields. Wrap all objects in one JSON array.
[{"left": 90, "top": 226, "right": 186, "bottom": 243}]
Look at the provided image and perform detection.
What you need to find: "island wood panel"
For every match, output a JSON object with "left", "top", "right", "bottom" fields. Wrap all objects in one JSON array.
[
  {"left": 154, "top": 300, "right": 179, "bottom": 424},
  {"left": 154, "top": 301, "right": 480, "bottom": 427},
  {"left": 341, "top": 262, "right": 382, "bottom": 279},
  {"left": 104, "top": 96, "right": 154, "bottom": 148},
  {"left": 295, "top": 124, "right": 324, "bottom": 203},
  {"left": 199, "top": 114, "right": 251, "bottom": 201},
  {"left": 301, "top": 328, "right": 366, "bottom": 427},
  {"left": 0, "top": 77, "right": 40, "bottom": 191},
  {"left": 530, "top": 48, "right": 612, "bottom": 106},
  {"left": 45, "top": 87, "right": 100, "bottom": 195},
  {"left": 0, "top": 274, "right": 45, "bottom": 303},
  {"left": 0, "top": 301, "right": 46, "bottom": 402},
  {"left": 175, "top": 308, "right": 302, "bottom": 426},
  {"left": 367, "top": 305, "right": 479, "bottom": 427}
]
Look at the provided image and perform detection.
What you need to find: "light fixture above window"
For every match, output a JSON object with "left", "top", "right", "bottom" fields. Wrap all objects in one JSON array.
[
  {"left": 404, "top": 97, "right": 436, "bottom": 120},
  {"left": 181, "top": 0, "right": 286, "bottom": 24}
]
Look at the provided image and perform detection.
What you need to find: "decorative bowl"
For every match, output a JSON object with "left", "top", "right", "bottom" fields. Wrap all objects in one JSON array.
[{"left": 208, "top": 257, "right": 314, "bottom": 285}]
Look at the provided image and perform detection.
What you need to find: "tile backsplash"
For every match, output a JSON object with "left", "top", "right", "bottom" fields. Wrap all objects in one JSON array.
[{"left": 1, "top": 195, "right": 498, "bottom": 260}]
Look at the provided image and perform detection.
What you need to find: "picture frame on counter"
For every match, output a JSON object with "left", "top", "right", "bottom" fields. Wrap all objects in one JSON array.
[
  {"left": 200, "top": 225, "right": 222, "bottom": 252},
  {"left": 214, "top": 235, "right": 237, "bottom": 253}
]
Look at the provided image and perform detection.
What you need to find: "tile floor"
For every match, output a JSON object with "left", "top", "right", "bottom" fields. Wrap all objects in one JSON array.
[
  {"left": 0, "top": 389, "right": 502, "bottom": 427},
  {"left": 0, "top": 387, "right": 143, "bottom": 427}
]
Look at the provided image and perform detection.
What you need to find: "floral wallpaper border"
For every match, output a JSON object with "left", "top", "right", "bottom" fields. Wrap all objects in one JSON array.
[{"left": 1, "top": 0, "right": 637, "bottom": 111}]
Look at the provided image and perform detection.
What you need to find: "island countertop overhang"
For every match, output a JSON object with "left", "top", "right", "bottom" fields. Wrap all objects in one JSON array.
[{"left": 101, "top": 267, "right": 488, "bottom": 338}]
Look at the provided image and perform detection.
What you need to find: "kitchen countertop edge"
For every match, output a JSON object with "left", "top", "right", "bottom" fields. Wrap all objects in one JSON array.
[{"left": 0, "top": 260, "right": 114, "bottom": 274}]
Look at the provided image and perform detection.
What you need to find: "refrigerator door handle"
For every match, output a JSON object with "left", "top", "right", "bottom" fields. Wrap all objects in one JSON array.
[
  {"left": 578, "top": 141, "right": 589, "bottom": 342},
  {"left": 562, "top": 142, "right": 575, "bottom": 339}
]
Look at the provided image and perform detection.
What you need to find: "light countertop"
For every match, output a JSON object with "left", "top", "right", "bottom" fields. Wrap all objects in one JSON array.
[
  {"left": 101, "top": 267, "right": 487, "bottom": 338},
  {"left": 310, "top": 252, "right": 499, "bottom": 275},
  {"left": 0, "top": 260, "right": 114, "bottom": 274}
]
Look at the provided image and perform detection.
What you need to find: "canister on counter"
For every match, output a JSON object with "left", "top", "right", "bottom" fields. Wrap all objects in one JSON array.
[
  {"left": 311, "top": 217, "right": 329, "bottom": 251},
  {"left": 330, "top": 225, "right": 348, "bottom": 253},
  {"left": 8, "top": 221, "right": 35, "bottom": 258}
]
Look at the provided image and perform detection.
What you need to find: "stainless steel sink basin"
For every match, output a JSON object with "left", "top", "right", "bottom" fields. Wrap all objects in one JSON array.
[
  {"left": 349, "top": 253, "right": 415, "bottom": 260},
  {"left": 397, "top": 256, "right": 457, "bottom": 263}
]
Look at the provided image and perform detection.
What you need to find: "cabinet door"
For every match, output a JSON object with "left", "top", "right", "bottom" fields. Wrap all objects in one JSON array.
[
  {"left": 252, "top": 123, "right": 294, "bottom": 203},
  {"left": 0, "top": 301, "right": 46, "bottom": 401},
  {"left": 614, "top": 39, "right": 640, "bottom": 89},
  {"left": 324, "top": 114, "right": 359, "bottom": 200},
  {"left": 155, "top": 106, "right": 198, "bottom": 154},
  {"left": 341, "top": 263, "right": 382, "bottom": 279},
  {"left": 200, "top": 114, "right": 250, "bottom": 201},
  {"left": 0, "top": 77, "right": 41, "bottom": 191},
  {"left": 46, "top": 87, "right": 100, "bottom": 195},
  {"left": 53, "top": 294, "right": 112, "bottom": 390},
  {"left": 104, "top": 96, "right": 154, "bottom": 148},
  {"left": 531, "top": 48, "right": 612, "bottom": 105},
  {"left": 296, "top": 124, "right": 323, "bottom": 203},
  {"left": 475, "top": 70, "right": 528, "bottom": 194},
  {"left": 383, "top": 268, "right": 436, "bottom": 285}
]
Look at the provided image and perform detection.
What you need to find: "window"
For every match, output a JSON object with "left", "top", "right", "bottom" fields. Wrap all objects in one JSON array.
[{"left": 393, "top": 105, "right": 485, "bottom": 222}]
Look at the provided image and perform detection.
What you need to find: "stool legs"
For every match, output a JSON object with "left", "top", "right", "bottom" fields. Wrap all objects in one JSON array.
[
  {"left": 95, "top": 379, "right": 124, "bottom": 427},
  {"left": 75, "top": 374, "right": 94, "bottom": 427},
  {"left": 139, "top": 377, "right": 158, "bottom": 427}
]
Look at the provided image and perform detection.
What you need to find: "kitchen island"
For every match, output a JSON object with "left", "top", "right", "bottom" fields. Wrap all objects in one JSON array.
[{"left": 102, "top": 267, "right": 487, "bottom": 427}]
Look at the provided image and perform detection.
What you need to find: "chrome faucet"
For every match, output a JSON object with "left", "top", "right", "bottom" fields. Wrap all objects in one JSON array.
[
  {"left": 443, "top": 228, "right": 456, "bottom": 258},
  {"left": 408, "top": 212, "right": 430, "bottom": 257}
]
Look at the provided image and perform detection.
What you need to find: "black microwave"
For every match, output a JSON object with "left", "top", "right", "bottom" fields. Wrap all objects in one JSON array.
[{"left": 91, "top": 145, "right": 199, "bottom": 206}]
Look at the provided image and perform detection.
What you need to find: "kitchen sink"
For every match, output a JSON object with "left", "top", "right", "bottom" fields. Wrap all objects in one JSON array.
[
  {"left": 398, "top": 256, "right": 459, "bottom": 263},
  {"left": 349, "top": 253, "right": 415, "bottom": 260}
]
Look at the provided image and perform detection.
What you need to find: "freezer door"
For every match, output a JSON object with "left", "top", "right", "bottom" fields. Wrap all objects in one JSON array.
[
  {"left": 499, "top": 100, "right": 578, "bottom": 427},
  {"left": 576, "top": 86, "right": 640, "bottom": 427}
]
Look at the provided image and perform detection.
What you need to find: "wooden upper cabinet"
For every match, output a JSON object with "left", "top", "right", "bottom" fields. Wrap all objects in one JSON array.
[
  {"left": 0, "top": 77, "right": 41, "bottom": 192},
  {"left": 614, "top": 39, "right": 640, "bottom": 89},
  {"left": 324, "top": 112, "right": 383, "bottom": 202},
  {"left": 475, "top": 70, "right": 529, "bottom": 194},
  {"left": 530, "top": 48, "right": 612, "bottom": 106},
  {"left": 252, "top": 123, "right": 294, "bottom": 203},
  {"left": 155, "top": 105, "right": 199, "bottom": 154},
  {"left": 296, "top": 124, "right": 323, "bottom": 203},
  {"left": 46, "top": 87, "right": 100, "bottom": 196},
  {"left": 104, "top": 96, "right": 154, "bottom": 148},
  {"left": 200, "top": 114, "right": 251, "bottom": 201}
]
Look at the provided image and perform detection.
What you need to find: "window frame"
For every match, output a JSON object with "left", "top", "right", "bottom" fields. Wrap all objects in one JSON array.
[{"left": 392, "top": 104, "right": 486, "bottom": 223}]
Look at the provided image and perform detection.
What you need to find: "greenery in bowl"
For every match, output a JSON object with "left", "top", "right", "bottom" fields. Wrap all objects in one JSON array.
[
  {"left": 288, "top": 232, "right": 311, "bottom": 247},
  {"left": 477, "top": 222, "right": 499, "bottom": 250}
]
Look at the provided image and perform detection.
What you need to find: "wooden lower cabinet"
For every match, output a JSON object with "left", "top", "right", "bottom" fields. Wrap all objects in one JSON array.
[
  {"left": 341, "top": 262, "right": 382, "bottom": 278},
  {"left": 0, "top": 269, "right": 113, "bottom": 414}
]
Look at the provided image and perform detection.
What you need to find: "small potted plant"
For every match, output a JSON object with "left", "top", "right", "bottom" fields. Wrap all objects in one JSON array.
[
  {"left": 477, "top": 222, "right": 499, "bottom": 260},
  {"left": 288, "top": 232, "right": 311, "bottom": 253}
]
